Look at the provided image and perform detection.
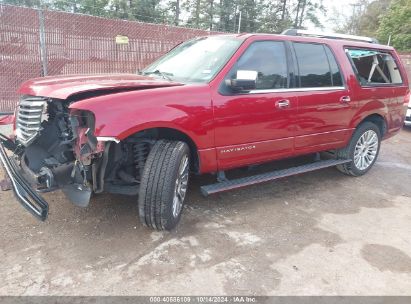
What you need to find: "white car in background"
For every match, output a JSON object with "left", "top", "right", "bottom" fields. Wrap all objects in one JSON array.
[{"left": 406, "top": 95, "right": 411, "bottom": 126}]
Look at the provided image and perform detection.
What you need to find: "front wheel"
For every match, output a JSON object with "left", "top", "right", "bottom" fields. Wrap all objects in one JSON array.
[
  {"left": 336, "top": 122, "right": 381, "bottom": 176},
  {"left": 138, "top": 140, "right": 190, "bottom": 230}
]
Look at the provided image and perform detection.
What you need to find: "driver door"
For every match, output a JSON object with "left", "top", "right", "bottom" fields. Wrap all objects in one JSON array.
[{"left": 212, "top": 40, "right": 298, "bottom": 170}]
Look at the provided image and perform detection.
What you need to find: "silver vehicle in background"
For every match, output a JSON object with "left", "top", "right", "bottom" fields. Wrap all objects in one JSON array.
[{"left": 405, "top": 95, "right": 411, "bottom": 126}]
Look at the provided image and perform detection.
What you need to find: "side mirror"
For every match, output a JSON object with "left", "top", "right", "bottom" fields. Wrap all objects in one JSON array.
[{"left": 226, "top": 70, "right": 257, "bottom": 91}]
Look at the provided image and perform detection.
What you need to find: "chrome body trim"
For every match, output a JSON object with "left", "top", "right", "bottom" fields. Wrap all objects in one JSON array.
[
  {"left": 292, "top": 29, "right": 376, "bottom": 43},
  {"left": 248, "top": 86, "right": 346, "bottom": 94},
  {"left": 96, "top": 136, "right": 120, "bottom": 143},
  {"left": 15, "top": 96, "right": 47, "bottom": 146}
]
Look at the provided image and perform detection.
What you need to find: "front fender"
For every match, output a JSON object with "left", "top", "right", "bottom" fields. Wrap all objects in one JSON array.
[{"left": 69, "top": 84, "right": 214, "bottom": 149}]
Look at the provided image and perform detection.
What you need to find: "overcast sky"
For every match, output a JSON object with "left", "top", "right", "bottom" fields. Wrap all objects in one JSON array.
[{"left": 310, "top": 0, "right": 357, "bottom": 31}]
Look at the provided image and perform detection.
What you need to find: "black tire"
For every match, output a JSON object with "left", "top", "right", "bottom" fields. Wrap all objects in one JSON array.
[
  {"left": 138, "top": 140, "right": 190, "bottom": 231},
  {"left": 336, "top": 121, "right": 381, "bottom": 176}
]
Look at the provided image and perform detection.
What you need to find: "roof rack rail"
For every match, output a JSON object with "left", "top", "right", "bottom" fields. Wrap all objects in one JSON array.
[{"left": 282, "top": 29, "right": 379, "bottom": 44}]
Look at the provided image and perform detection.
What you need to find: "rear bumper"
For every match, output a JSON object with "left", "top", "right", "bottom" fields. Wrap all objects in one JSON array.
[{"left": 0, "top": 138, "right": 48, "bottom": 221}]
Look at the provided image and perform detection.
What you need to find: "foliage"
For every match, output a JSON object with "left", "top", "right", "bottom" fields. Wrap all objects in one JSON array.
[
  {"left": 331, "top": 0, "right": 410, "bottom": 51},
  {"left": 1, "top": 0, "right": 326, "bottom": 33},
  {"left": 357, "top": 0, "right": 391, "bottom": 37},
  {"left": 377, "top": 0, "right": 411, "bottom": 51}
]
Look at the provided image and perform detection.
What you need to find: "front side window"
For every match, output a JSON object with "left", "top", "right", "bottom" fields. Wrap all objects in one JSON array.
[
  {"left": 346, "top": 48, "right": 403, "bottom": 86},
  {"left": 293, "top": 42, "right": 343, "bottom": 88},
  {"left": 227, "top": 41, "right": 289, "bottom": 91},
  {"left": 142, "top": 36, "right": 243, "bottom": 83}
]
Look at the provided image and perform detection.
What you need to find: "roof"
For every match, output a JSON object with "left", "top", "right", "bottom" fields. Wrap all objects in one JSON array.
[{"left": 209, "top": 32, "right": 394, "bottom": 51}]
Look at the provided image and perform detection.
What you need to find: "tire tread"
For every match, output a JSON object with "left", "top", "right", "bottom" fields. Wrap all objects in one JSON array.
[{"left": 138, "top": 140, "right": 189, "bottom": 230}]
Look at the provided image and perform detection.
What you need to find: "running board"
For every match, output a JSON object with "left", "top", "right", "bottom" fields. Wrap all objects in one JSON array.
[{"left": 200, "top": 159, "right": 351, "bottom": 196}]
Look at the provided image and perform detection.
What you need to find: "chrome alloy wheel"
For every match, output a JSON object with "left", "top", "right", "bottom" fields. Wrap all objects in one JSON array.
[
  {"left": 172, "top": 155, "right": 189, "bottom": 218},
  {"left": 354, "top": 130, "right": 379, "bottom": 170}
]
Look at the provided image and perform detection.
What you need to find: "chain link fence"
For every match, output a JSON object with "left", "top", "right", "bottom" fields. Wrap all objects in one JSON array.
[
  {"left": 0, "top": 4, "right": 219, "bottom": 112},
  {"left": 0, "top": 5, "right": 43, "bottom": 112}
]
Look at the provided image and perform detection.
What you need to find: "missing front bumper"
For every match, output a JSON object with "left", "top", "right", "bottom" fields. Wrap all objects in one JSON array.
[{"left": 0, "top": 138, "right": 48, "bottom": 221}]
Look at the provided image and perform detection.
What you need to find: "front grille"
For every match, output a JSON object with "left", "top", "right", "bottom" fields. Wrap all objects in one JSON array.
[{"left": 16, "top": 96, "right": 47, "bottom": 146}]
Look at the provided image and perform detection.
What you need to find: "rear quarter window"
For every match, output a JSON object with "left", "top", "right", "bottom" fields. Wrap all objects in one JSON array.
[{"left": 346, "top": 48, "right": 403, "bottom": 86}]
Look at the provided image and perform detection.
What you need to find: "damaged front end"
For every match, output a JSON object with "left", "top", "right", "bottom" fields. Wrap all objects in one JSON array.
[{"left": 0, "top": 95, "right": 141, "bottom": 220}]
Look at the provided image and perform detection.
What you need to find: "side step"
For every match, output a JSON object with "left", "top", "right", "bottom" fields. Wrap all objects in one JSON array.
[{"left": 200, "top": 158, "right": 351, "bottom": 196}]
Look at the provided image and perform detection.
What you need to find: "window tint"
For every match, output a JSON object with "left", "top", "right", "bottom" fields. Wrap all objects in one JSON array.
[
  {"left": 293, "top": 43, "right": 340, "bottom": 88},
  {"left": 233, "top": 41, "right": 288, "bottom": 90},
  {"left": 346, "top": 49, "right": 403, "bottom": 85},
  {"left": 325, "top": 47, "right": 343, "bottom": 86}
]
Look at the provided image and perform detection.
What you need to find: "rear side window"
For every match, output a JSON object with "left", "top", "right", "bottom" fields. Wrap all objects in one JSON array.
[
  {"left": 346, "top": 49, "right": 403, "bottom": 86},
  {"left": 234, "top": 41, "right": 289, "bottom": 90},
  {"left": 293, "top": 43, "right": 343, "bottom": 88},
  {"left": 324, "top": 47, "right": 343, "bottom": 87}
]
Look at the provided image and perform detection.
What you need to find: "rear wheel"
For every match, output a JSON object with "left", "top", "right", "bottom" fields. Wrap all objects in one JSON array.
[
  {"left": 138, "top": 140, "right": 190, "bottom": 230},
  {"left": 336, "top": 122, "right": 381, "bottom": 176}
]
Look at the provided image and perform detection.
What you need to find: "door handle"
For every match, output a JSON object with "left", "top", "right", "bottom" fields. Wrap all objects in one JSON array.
[
  {"left": 340, "top": 96, "right": 351, "bottom": 103},
  {"left": 275, "top": 99, "right": 290, "bottom": 109}
]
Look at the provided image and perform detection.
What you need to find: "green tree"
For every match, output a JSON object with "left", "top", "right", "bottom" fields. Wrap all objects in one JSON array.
[
  {"left": 2, "top": 0, "right": 42, "bottom": 8},
  {"left": 356, "top": 0, "right": 391, "bottom": 37},
  {"left": 293, "top": 0, "right": 325, "bottom": 28},
  {"left": 258, "top": 0, "right": 290, "bottom": 33},
  {"left": 334, "top": 0, "right": 392, "bottom": 37},
  {"left": 2, "top": 0, "right": 329, "bottom": 33},
  {"left": 217, "top": 0, "right": 235, "bottom": 31},
  {"left": 167, "top": 0, "right": 180, "bottom": 25},
  {"left": 377, "top": 0, "right": 411, "bottom": 51},
  {"left": 182, "top": 0, "right": 203, "bottom": 28}
]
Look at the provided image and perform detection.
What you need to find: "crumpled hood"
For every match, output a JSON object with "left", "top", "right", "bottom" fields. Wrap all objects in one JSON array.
[{"left": 17, "top": 73, "right": 184, "bottom": 100}]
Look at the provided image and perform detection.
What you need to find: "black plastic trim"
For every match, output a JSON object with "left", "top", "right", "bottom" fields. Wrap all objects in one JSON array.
[
  {"left": 201, "top": 158, "right": 351, "bottom": 196},
  {"left": 0, "top": 137, "right": 48, "bottom": 221}
]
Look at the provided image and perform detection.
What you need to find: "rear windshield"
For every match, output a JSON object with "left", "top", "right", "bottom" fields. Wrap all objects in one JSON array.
[{"left": 346, "top": 48, "right": 403, "bottom": 86}]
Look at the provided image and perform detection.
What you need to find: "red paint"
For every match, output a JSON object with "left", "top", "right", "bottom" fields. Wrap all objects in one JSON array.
[
  {"left": 73, "top": 126, "right": 105, "bottom": 162},
  {"left": 0, "top": 115, "right": 14, "bottom": 125},
  {"left": 17, "top": 34, "right": 410, "bottom": 174},
  {"left": 18, "top": 73, "right": 183, "bottom": 100}
]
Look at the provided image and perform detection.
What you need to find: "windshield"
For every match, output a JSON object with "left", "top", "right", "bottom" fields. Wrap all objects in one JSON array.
[{"left": 142, "top": 36, "right": 243, "bottom": 83}]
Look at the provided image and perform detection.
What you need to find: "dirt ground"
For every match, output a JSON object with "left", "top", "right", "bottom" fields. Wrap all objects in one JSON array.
[{"left": 1, "top": 128, "right": 411, "bottom": 296}]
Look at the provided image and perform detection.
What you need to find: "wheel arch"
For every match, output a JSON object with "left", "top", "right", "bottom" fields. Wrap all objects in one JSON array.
[
  {"left": 355, "top": 113, "right": 387, "bottom": 137},
  {"left": 350, "top": 98, "right": 389, "bottom": 138},
  {"left": 125, "top": 127, "right": 200, "bottom": 173}
]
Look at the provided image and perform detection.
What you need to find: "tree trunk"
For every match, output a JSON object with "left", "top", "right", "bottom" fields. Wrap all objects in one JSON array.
[
  {"left": 233, "top": 2, "right": 238, "bottom": 32},
  {"left": 195, "top": 0, "right": 200, "bottom": 27},
  {"left": 281, "top": 0, "right": 287, "bottom": 20},
  {"left": 298, "top": 0, "right": 306, "bottom": 28},
  {"left": 249, "top": 0, "right": 256, "bottom": 32},
  {"left": 209, "top": 0, "right": 214, "bottom": 30},
  {"left": 175, "top": 0, "right": 180, "bottom": 25},
  {"left": 294, "top": 0, "right": 301, "bottom": 27}
]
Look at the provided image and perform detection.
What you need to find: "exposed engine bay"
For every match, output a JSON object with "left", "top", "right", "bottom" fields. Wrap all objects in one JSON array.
[{"left": 13, "top": 95, "right": 153, "bottom": 207}]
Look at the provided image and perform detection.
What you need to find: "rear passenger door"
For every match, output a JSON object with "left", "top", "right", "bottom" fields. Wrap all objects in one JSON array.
[{"left": 292, "top": 42, "right": 355, "bottom": 154}]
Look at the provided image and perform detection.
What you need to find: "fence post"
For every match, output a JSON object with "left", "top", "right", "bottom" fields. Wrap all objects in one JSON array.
[{"left": 38, "top": 9, "right": 48, "bottom": 76}]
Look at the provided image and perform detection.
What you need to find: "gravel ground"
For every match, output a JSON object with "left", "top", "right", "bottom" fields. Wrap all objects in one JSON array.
[{"left": 1, "top": 128, "right": 411, "bottom": 296}]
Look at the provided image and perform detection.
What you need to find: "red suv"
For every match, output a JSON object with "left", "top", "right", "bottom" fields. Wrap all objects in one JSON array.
[{"left": 0, "top": 30, "right": 409, "bottom": 230}]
